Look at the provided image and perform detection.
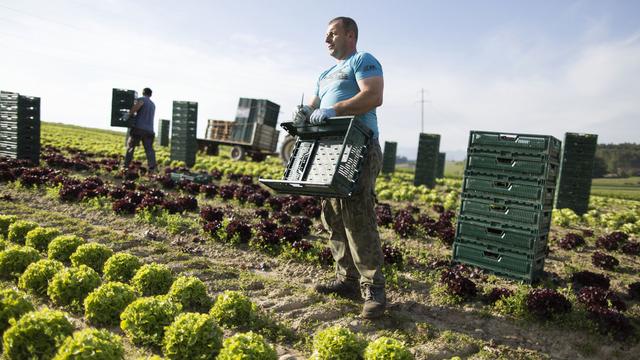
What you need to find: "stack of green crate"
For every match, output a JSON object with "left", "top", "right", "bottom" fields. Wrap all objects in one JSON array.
[
  {"left": 413, "top": 133, "right": 440, "bottom": 188},
  {"left": 158, "top": 119, "right": 170, "bottom": 147},
  {"left": 0, "top": 91, "right": 40, "bottom": 164},
  {"left": 171, "top": 101, "right": 198, "bottom": 167},
  {"left": 437, "top": 152, "right": 446, "bottom": 178},
  {"left": 555, "top": 133, "right": 598, "bottom": 215},
  {"left": 453, "top": 131, "right": 561, "bottom": 283},
  {"left": 382, "top": 141, "right": 397, "bottom": 174}
]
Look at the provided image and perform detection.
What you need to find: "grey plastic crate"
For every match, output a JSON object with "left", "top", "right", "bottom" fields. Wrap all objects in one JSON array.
[
  {"left": 260, "top": 116, "right": 372, "bottom": 198},
  {"left": 110, "top": 89, "right": 137, "bottom": 127}
]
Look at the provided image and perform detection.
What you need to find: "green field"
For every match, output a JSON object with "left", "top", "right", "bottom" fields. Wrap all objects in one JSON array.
[{"left": 591, "top": 177, "right": 640, "bottom": 201}]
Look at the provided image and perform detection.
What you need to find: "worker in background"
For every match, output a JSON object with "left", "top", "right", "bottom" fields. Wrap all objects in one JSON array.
[
  {"left": 292, "top": 16, "right": 386, "bottom": 319},
  {"left": 124, "top": 87, "right": 157, "bottom": 173}
]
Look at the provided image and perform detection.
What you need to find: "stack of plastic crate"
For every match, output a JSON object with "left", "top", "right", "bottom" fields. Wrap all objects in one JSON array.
[
  {"left": 555, "top": 133, "right": 598, "bottom": 215},
  {"left": 453, "top": 131, "right": 561, "bottom": 282},
  {"left": 0, "top": 91, "right": 40, "bottom": 164},
  {"left": 413, "top": 133, "right": 440, "bottom": 188},
  {"left": 158, "top": 119, "right": 170, "bottom": 147},
  {"left": 171, "top": 101, "right": 198, "bottom": 167},
  {"left": 232, "top": 98, "right": 279, "bottom": 143},
  {"left": 437, "top": 152, "right": 446, "bottom": 179},
  {"left": 382, "top": 141, "right": 397, "bottom": 174}
]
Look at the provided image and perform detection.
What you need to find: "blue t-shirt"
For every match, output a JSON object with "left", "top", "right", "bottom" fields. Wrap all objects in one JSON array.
[
  {"left": 315, "top": 51, "right": 383, "bottom": 138},
  {"left": 134, "top": 96, "right": 155, "bottom": 134}
]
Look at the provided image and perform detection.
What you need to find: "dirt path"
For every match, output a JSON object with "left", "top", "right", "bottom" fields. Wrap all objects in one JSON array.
[{"left": 1, "top": 185, "right": 638, "bottom": 359}]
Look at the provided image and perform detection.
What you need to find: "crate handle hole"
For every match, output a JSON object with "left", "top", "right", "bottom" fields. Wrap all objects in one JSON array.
[
  {"left": 487, "top": 227, "right": 504, "bottom": 237},
  {"left": 483, "top": 251, "right": 501, "bottom": 261},
  {"left": 490, "top": 204, "right": 507, "bottom": 212},
  {"left": 493, "top": 181, "right": 509, "bottom": 188},
  {"left": 496, "top": 157, "right": 513, "bottom": 164},
  {"left": 499, "top": 134, "right": 517, "bottom": 142}
]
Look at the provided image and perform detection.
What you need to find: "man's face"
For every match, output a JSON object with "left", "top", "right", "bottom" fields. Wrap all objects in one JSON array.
[{"left": 325, "top": 21, "right": 351, "bottom": 60}]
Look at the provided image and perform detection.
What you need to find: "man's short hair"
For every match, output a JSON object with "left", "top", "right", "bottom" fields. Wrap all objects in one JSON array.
[
  {"left": 143, "top": 88, "right": 152, "bottom": 96},
  {"left": 330, "top": 17, "right": 358, "bottom": 42}
]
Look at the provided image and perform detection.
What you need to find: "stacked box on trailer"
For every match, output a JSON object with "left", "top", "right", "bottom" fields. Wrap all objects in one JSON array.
[
  {"left": 382, "top": 141, "right": 397, "bottom": 174},
  {"left": 414, "top": 133, "right": 440, "bottom": 188},
  {"left": 0, "top": 91, "right": 40, "bottom": 164},
  {"left": 232, "top": 98, "right": 280, "bottom": 143},
  {"left": 453, "top": 131, "right": 561, "bottom": 282},
  {"left": 555, "top": 133, "right": 598, "bottom": 215},
  {"left": 171, "top": 101, "right": 198, "bottom": 167}
]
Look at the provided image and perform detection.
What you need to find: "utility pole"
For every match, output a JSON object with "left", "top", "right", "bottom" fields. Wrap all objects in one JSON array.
[
  {"left": 418, "top": 89, "right": 429, "bottom": 133},
  {"left": 421, "top": 88, "right": 424, "bottom": 133}
]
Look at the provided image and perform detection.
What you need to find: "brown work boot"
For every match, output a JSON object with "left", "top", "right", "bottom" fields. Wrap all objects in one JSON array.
[
  {"left": 361, "top": 284, "right": 386, "bottom": 319},
  {"left": 314, "top": 279, "right": 360, "bottom": 300}
]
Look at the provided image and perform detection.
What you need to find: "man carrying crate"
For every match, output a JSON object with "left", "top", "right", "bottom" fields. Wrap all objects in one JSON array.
[
  {"left": 292, "top": 16, "right": 386, "bottom": 319},
  {"left": 124, "top": 87, "right": 157, "bottom": 173}
]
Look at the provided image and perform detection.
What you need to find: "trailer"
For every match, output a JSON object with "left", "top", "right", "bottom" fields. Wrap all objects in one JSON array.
[{"left": 197, "top": 119, "right": 279, "bottom": 161}]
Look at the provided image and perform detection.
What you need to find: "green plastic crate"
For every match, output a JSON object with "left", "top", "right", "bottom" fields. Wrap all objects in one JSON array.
[
  {"left": 382, "top": 141, "right": 397, "bottom": 174},
  {"left": 158, "top": 119, "right": 170, "bottom": 146},
  {"left": 414, "top": 133, "right": 440, "bottom": 188},
  {"left": 462, "top": 174, "right": 556, "bottom": 207},
  {"left": 453, "top": 241, "right": 545, "bottom": 283},
  {"left": 455, "top": 218, "right": 548, "bottom": 254},
  {"left": 466, "top": 151, "right": 558, "bottom": 181},
  {"left": 437, "top": 152, "right": 446, "bottom": 178},
  {"left": 460, "top": 197, "right": 552, "bottom": 231},
  {"left": 468, "top": 131, "right": 561, "bottom": 158}
]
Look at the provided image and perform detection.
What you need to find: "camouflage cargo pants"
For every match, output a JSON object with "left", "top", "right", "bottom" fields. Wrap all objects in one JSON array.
[{"left": 321, "top": 139, "right": 385, "bottom": 287}]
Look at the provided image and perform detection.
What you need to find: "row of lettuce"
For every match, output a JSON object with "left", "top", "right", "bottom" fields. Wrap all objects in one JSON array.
[{"left": 0, "top": 215, "right": 414, "bottom": 359}]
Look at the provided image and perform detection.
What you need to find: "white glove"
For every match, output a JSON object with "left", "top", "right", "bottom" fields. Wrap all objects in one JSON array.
[
  {"left": 310, "top": 108, "right": 336, "bottom": 125},
  {"left": 292, "top": 105, "right": 314, "bottom": 125}
]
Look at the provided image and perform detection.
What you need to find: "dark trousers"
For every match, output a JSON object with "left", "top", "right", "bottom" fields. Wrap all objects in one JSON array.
[
  {"left": 321, "top": 139, "right": 385, "bottom": 287},
  {"left": 124, "top": 128, "right": 157, "bottom": 169}
]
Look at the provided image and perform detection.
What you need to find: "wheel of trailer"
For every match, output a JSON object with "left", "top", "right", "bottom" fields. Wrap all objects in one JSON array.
[
  {"left": 230, "top": 146, "right": 246, "bottom": 161},
  {"left": 280, "top": 135, "right": 296, "bottom": 164}
]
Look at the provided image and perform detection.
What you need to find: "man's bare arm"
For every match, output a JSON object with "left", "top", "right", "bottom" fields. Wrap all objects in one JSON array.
[
  {"left": 129, "top": 100, "right": 143, "bottom": 115},
  {"left": 308, "top": 95, "right": 321, "bottom": 109},
  {"left": 332, "top": 76, "right": 383, "bottom": 116}
]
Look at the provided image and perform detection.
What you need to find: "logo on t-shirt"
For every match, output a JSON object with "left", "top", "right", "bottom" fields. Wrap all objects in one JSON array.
[
  {"left": 363, "top": 64, "right": 377, "bottom": 72},
  {"left": 325, "top": 70, "right": 349, "bottom": 81}
]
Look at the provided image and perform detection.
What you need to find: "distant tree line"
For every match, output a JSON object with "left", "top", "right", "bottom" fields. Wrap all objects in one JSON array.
[{"left": 592, "top": 143, "right": 640, "bottom": 178}]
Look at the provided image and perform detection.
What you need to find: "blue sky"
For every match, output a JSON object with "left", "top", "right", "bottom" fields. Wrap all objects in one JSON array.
[{"left": 1, "top": 0, "right": 639, "bottom": 159}]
